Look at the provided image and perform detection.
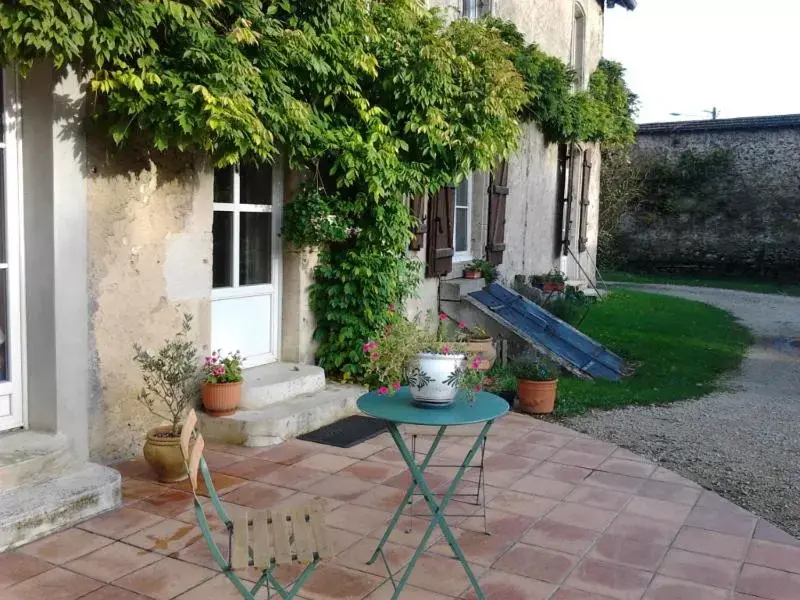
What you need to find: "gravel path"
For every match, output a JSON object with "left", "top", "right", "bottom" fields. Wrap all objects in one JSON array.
[{"left": 565, "top": 283, "right": 800, "bottom": 536}]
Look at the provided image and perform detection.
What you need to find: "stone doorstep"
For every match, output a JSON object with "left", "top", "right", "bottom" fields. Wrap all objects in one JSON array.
[
  {"left": 239, "top": 362, "right": 326, "bottom": 411},
  {"left": 0, "top": 431, "right": 75, "bottom": 490},
  {"left": 440, "top": 277, "right": 487, "bottom": 301},
  {"left": 0, "top": 462, "right": 121, "bottom": 552},
  {"left": 199, "top": 383, "right": 364, "bottom": 447}
]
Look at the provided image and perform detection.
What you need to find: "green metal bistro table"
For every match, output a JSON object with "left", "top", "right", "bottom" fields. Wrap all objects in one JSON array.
[{"left": 358, "top": 387, "right": 509, "bottom": 600}]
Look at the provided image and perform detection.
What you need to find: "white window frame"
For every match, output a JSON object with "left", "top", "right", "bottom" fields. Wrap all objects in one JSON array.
[
  {"left": 453, "top": 175, "right": 473, "bottom": 263},
  {"left": 571, "top": 3, "right": 587, "bottom": 89},
  {"left": 462, "top": 0, "right": 479, "bottom": 21},
  {"left": 0, "top": 68, "right": 26, "bottom": 431}
]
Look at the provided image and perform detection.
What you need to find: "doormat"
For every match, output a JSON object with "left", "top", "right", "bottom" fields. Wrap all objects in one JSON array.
[{"left": 298, "top": 416, "right": 387, "bottom": 448}]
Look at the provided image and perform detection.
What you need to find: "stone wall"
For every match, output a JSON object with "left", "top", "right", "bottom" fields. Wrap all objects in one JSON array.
[
  {"left": 87, "top": 140, "right": 213, "bottom": 463},
  {"left": 619, "top": 124, "right": 800, "bottom": 276}
]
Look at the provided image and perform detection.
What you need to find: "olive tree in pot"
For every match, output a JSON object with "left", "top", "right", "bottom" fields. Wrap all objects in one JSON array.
[
  {"left": 133, "top": 314, "right": 200, "bottom": 483},
  {"left": 511, "top": 355, "right": 560, "bottom": 415}
]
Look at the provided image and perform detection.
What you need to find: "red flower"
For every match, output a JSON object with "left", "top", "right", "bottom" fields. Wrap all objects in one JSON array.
[
  {"left": 392, "top": 381, "right": 401, "bottom": 391},
  {"left": 371, "top": 353, "right": 380, "bottom": 361},
  {"left": 378, "top": 386, "right": 389, "bottom": 395},
  {"left": 438, "top": 313, "right": 448, "bottom": 321},
  {"left": 458, "top": 321, "right": 466, "bottom": 329},
  {"left": 441, "top": 345, "right": 450, "bottom": 354},
  {"left": 389, "top": 303, "right": 396, "bottom": 312}
]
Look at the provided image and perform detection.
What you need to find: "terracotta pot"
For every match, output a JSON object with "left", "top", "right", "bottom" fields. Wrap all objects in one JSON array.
[
  {"left": 543, "top": 282, "right": 565, "bottom": 293},
  {"left": 463, "top": 269, "right": 482, "bottom": 279},
  {"left": 202, "top": 381, "right": 242, "bottom": 416},
  {"left": 143, "top": 426, "right": 189, "bottom": 483},
  {"left": 465, "top": 338, "right": 496, "bottom": 370},
  {"left": 517, "top": 379, "right": 558, "bottom": 415}
]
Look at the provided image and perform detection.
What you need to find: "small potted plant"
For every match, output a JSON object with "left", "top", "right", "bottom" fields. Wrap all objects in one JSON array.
[
  {"left": 201, "top": 350, "right": 244, "bottom": 416},
  {"left": 462, "top": 325, "right": 496, "bottom": 370},
  {"left": 510, "top": 355, "right": 560, "bottom": 415},
  {"left": 463, "top": 258, "right": 498, "bottom": 282},
  {"left": 530, "top": 269, "right": 567, "bottom": 293},
  {"left": 484, "top": 363, "right": 518, "bottom": 408},
  {"left": 133, "top": 314, "right": 200, "bottom": 483}
]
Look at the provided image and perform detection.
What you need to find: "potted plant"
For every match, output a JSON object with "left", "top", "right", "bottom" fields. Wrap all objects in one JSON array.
[
  {"left": 364, "top": 312, "right": 484, "bottom": 407},
  {"left": 463, "top": 258, "right": 498, "bottom": 282},
  {"left": 530, "top": 269, "right": 567, "bottom": 293},
  {"left": 133, "top": 314, "right": 200, "bottom": 483},
  {"left": 484, "top": 363, "right": 518, "bottom": 408},
  {"left": 462, "top": 325, "right": 496, "bottom": 370},
  {"left": 201, "top": 350, "right": 243, "bottom": 416},
  {"left": 510, "top": 355, "right": 560, "bottom": 415}
]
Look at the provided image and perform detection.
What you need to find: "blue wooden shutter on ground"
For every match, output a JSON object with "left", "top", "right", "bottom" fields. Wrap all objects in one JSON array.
[
  {"left": 486, "top": 160, "right": 509, "bottom": 266},
  {"left": 426, "top": 187, "right": 455, "bottom": 278}
]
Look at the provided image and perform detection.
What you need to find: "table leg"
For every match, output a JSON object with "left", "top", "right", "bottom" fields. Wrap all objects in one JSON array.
[
  {"left": 367, "top": 424, "right": 447, "bottom": 566},
  {"left": 386, "top": 420, "right": 495, "bottom": 600}
]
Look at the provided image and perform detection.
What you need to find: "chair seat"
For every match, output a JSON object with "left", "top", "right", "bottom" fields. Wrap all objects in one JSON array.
[{"left": 231, "top": 501, "right": 332, "bottom": 569}]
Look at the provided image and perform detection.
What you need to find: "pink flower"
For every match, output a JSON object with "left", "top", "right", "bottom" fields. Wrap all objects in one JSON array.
[
  {"left": 210, "top": 356, "right": 217, "bottom": 363},
  {"left": 474, "top": 385, "right": 482, "bottom": 392},
  {"left": 458, "top": 321, "right": 466, "bottom": 329},
  {"left": 378, "top": 386, "right": 389, "bottom": 395},
  {"left": 483, "top": 377, "right": 494, "bottom": 386},
  {"left": 471, "top": 357, "right": 481, "bottom": 370},
  {"left": 371, "top": 352, "right": 380, "bottom": 361},
  {"left": 389, "top": 303, "right": 396, "bottom": 312},
  {"left": 438, "top": 313, "right": 448, "bottom": 321},
  {"left": 362, "top": 341, "right": 377, "bottom": 353},
  {"left": 392, "top": 381, "right": 401, "bottom": 391},
  {"left": 441, "top": 345, "right": 450, "bottom": 354}
]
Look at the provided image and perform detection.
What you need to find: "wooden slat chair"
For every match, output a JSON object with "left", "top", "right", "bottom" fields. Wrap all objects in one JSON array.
[{"left": 180, "top": 410, "right": 332, "bottom": 600}]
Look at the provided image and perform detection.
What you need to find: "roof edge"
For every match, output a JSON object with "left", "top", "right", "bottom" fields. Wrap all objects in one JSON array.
[{"left": 638, "top": 114, "right": 800, "bottom": 135}]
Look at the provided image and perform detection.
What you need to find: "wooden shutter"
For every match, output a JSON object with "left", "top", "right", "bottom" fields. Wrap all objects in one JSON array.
[
  {"left": 560, "top": 144, "right": 579, "bottom": 256},
  {"left": 426, "top": 187, "right": 455, "bottom": 278},
  {"left": 409, "top": 195, "right": 426, "bottom": 251},
  {"left": 578, "top": 152, "right": 593, "bottom": 253},
  {"left": 486, "top": 160, "right": 509, "bottom": 266}
]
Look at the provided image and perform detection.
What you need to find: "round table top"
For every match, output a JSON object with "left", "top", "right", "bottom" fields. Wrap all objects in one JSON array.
[{"left": 357, "top": 387, "right": 509, "bottom": 426}]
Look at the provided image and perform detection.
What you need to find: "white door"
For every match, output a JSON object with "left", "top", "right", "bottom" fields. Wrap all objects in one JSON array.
[
  {"left": 0, "top": 70, "right": 25, "bottom": 431},
  {"left": 211, "top": 161, "right": 282, "bottom": 367}
]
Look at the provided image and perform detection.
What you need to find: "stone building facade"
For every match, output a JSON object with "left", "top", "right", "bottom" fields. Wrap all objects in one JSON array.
[{"left": 620, "top": 115, "right": 800, "bottom": 276}]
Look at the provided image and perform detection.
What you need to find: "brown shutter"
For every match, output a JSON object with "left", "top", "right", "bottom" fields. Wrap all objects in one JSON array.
[
  {"left": 409, "top": 195, "right": 426, "bottom": 251},
  {"left": 486, "top": 160, "right": 509, "bottom": 266},
  {"left": 561, "top": 144, "right": 579, "bottom": 256},
  {"left": 578, "top": 152, "right": 593, "bottom": 253},
  {"left": 426, "top": 187, "right": 455, "bottom": 278},
  {"left": 555, "top": 143, "right": 568, "bottom": 257}
]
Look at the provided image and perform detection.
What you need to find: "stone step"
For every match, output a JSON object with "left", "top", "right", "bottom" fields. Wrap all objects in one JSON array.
[
  {"left": 240, "top": 362, "right": 326, "bottom": 411},
  {"left": 0, "top": 462, "right": 121, "bottom": 551},
  {"left": 0, "top": 431, "right": 74, "bottom": 490},
  {"left": 200, "top": 383, "right": 364, "bottom": 447}
]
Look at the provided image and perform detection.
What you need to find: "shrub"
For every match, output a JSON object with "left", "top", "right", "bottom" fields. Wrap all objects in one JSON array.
[{"left": 510, "top": 355, "right": 559, "bottom": 382}]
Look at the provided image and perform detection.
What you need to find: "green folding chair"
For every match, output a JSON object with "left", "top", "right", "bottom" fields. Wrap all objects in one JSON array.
[{"left": 180, "top": 409, "right": 332, "bottom": 600}]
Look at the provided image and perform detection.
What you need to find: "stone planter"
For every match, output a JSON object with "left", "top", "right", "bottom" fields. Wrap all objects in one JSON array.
[
  {"left": 202, "top": 381, "right": 242, "bottom": 416},
  {"left": 465, "top": 337, "right": 496, "bottom": 370},
  {"left": 143, "top": 426, "right": 189, "bottom": 483},
  {"left": 406, "top": 352, "right": 465, "bottom": 407}
]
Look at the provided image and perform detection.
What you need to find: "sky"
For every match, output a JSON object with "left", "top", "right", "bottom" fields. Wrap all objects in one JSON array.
[{"left": 604, "top": 0, "right": 800, "bottom": 124}]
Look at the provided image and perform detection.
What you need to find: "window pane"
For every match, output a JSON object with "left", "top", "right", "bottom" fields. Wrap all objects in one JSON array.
[
  {"left": 212, "top": 211, "right": 233, "bottom": 287},
  {"left": 240, "top": 212, "right": 272, "bottom": 285},
  {"left": 455, "top": 207, "right": 469, "bottom": 253},
  {"left": 0, "top": 271, "right": 8, "bottom": 382},
  {"left": 214, "top": 166, "right": 234, "bottom": 203},
  {"left": 456, "top": 178, "right": 469, "bottom": 207},
  {"left": 240, "top": 164, "right": 272, "bottom": 206}
]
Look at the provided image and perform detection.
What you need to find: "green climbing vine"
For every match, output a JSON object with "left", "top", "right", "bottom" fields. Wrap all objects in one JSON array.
[{"left": 0, "top": 2, "right": 637, "bottom": 378}]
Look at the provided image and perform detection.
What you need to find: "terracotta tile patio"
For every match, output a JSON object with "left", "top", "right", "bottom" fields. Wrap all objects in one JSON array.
[{"left": 3, "top": 412, "right": 800, "bottom": 599}]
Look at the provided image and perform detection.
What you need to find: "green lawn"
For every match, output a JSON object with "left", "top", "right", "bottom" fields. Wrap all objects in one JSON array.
[
  {"left": 555, "top": 289, "right": 752, "bottom": 416},
  {"left": 603, "top": 270, "right": 800, "bottom": 297}
]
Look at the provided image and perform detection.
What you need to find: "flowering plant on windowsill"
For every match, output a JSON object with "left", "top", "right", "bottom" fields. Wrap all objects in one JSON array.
[{"left": 202, "top": 350, "right": 244, "bottom": 384}]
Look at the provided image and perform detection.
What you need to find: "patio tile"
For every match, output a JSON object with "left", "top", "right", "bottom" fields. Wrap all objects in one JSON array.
[
  {"left": 598, "top": 458, "right": 657, "bottom": 479},
  {"left": 657, "top": 548, "right": 740, "bottom": 589},
  {"left": 753, "top": 519, "right": 800, "bottom": 547},
  {"left": 257, "top": 443, "right": 315, "bottom": 465},
  {"left": 510, "top": 474, "right": 575, "bottom": 499},
  {"left": 383, "top": 469, "right": 449, "bottom": 491},
  {"left": 737, "top": 563, "right": 800, "bottom": 600},
  {"left": 430, "top": 527, "right": 516, "bottom": 566},
  {"left": 200, "top": 450, "right": 245, "bottom": 471},
  {"left": 351, "top": 484, "right": 406, "bottom": 512},
  {"left": 623, "top": 496, "right": 692, "bottom": 524},
  {"left": 258, "top": 464, "right": 330, "bottom": 489},
  {"left": 649, "top": 467, "right": 700, "bottom": 487},
  {"left": 609, "top": 448, "right": 651, "bottom": 463},
  {"left": 78, "top": 508, "right": 164, "bottom": 540},
  {"left": 366, "top": 447, "right": 405, "bottom": 465},
  {"left": 0, "top": 552, "right": 54, "bottom": 588},
  {"left": 5, "top": 567, "right": 103, "bottom": 600},
  {"left": 206, "top": 442, "right": 265, "bottom": 457},
  {"left": 546, "top": 502, "right": 618, "bottom": 532},
  {"left": 605, "top": 514, "right": 681, "bottom": 545},
  {"left": 295, "top": 452, "right": 360, "bottom": 473},
  {"left": 522, "top": 518, "right": 600, "bottom": 555},
  {"left": 520, "top": 431, "right": 574, "bottom": 448},
  {"left": 747, "top": 539, "right": 800, "bottom": 575},
  {"left": 168, "top": 472, "right": 247, "bottom": 497},
  {"left": 172, "top": 574, "right": 245, "bottom": 600},
  {"left": 532, "top": 461, "right": 591, "bottom": 483},
  {"left": 217, "top": 457, "right": 283, "bottom": 480},
  {"left": 365, "top": 581, "right": 451, "bottom": 599},
  {"left": 500, "top": 440, "right": 558, "bottom": 461},
  {"left": 113, "top": 457, "right": 157, "bottom": 481},
  {"left": 64, "top": 542, "right": 162, "bottom": 583},
  {"left": 459, "top": 508, "right": 536, "bottom": 538},
  {"left": 79, "top": 586, "right": 151, "bottom": 600},
  {"left": 21, "top": 528, "right": 113, "bottom": 564},
  {"left": 564, "top": 438, "right": 616, "bottom": 457},
  {"left": 696, "top": 490, "right": 751, "bottom": 514},
  {"left": 326, "top": 441, "right": 385, "bottom": 460},
  {"left": 405, "top": 552, "right": 485, "bottom": 596},
  {"left": 114, "top": 557, "right": 215, "bottom": 600},
  {"left": 484, "top": 452, "right": 538, "bottom": 473},
  {"left": 672, "top": 526, "right": 750, "bottom": 560},
  {"left": 334, "top": 537, "right": 414, "bottom": 577},
  {"left": 550, "top": 450, "right": 608, "bottom": 470},
  {"left": 589, "top": 533, "right": 667, "bottom": 570},
  {"left": 637, "top": 480, "right": 701, "bottom": 505},
  {"left": 367, "top": 518, "right": 443, "bottom": 550},
  {"left": 551, "top": 588, "right": 619, "bottom": 600},
  {"left": 565, "top": 486, "right": 632, "bottom": 511},
  {"left": 460, "top": 569, "right": 556, "bottom": 600},
  {"left": 304, "top": 474, "right": 376, "bottom": 502},
  {"left": 121, "top": 480, "right": 167, "bottom": 503},
  {"left": 302, "top": 564, "right": 384, "bottom": 600},
  {"left": 644, "top": 576, "right": 728, "bottom": 600},
  {"left": 219, "top": 481, "right": 295, "bottom": 508},
  {"left": 122, "top": 518, "right": 206, "bottom": 555},
  {"left": 494, "top": 543, "right": 577, "bottom": 584},
  {"left": 131, "top": 489, "right": 194, "bottom": 518},
  {"left": 339, "top": 461, "right": 404, "bottom": 484},
  {"left": 685, "top": 506, "right": 758, "bottom": 537},
  {"left": 487, "top": 489, "right": 558, "bottom": 518},
  {"left": 583, "top": 471, "right": 646, "bottom": 493},
  {"left": 564, "top": 558, "right": 652, "bottom": 600},
  {"left": 326, "top": 504, "right": 391, "bottom": 535}
]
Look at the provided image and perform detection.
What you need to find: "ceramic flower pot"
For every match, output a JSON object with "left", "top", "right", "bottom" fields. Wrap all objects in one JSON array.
[
  {"left": 463, "top": 269, "right": 482, "bottom": 279},
  {"left": 406, "top": 352, "right": 465, "bottom": 407},
  {"left": 202, "top": 381, "right": 242, "bottom": 416},
  {"left": 517, "top": 379, "right": 558, "bottom": 415},
  {"left": 143, "top": 426, "right": 189, "bottom": 483},
  {"left": 465, "top": 337, "right": 496, "bottom": 370}
]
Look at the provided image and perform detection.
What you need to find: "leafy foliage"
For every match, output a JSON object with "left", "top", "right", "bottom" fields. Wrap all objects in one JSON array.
[
  {"left": 510, "top": 354, "right": 560, "bottom": 382},
  {"left": 202, "top": 350, "right": 243, "bottom": 384}
]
